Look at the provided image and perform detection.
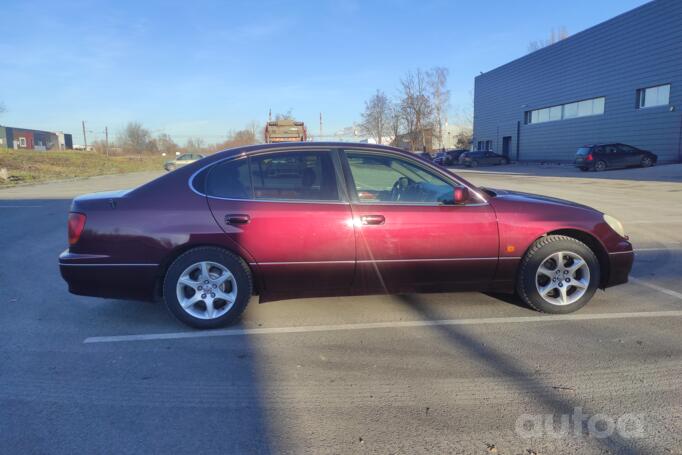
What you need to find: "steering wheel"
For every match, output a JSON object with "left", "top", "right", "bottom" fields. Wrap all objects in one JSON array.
[{"left": 390, "top": 177, "right": 410, "bottom": 201}]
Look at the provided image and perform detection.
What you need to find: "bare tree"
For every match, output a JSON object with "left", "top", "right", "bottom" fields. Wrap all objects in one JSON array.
[
  {"left": 118, "top": 122, "right": 153, "bottom": 155},
  {"left": 399, "top": 69, "right": 433, "bottom": 151},
  {"left": 155, "top": 133, "right": 180, "bottom": 156},
  {"left": 230, "top": 129, "right": 257, "bottom": 146},
  {"left": 427, "top": 67, "right": 450, "bottom": 150},
  {"left": 360, "top": 90, "right": 391, "bottom": 144},
  {"left": 454, "top": 128, "right": 473, "bottom": 149},
  {"left": 388, "top": 101, "right": 403, "bottom": 146},
  {"left": 185, "top": 137, "right": 205, "bottom": 154},
  {"left": 528, "top": 26, "right": 569, "bottom": 53}
]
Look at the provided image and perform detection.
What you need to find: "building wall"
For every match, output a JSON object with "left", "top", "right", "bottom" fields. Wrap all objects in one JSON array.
[{"left": 474, "top": 0, "right": 682, "bottom": 163}]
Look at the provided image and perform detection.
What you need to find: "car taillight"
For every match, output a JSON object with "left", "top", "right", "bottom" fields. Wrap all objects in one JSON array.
[
  {"left": 586, "top": 153, "right": 594, "bottom": 161},
  {"left": 68, "top": 212, "right": 87, "bottom": 245}
]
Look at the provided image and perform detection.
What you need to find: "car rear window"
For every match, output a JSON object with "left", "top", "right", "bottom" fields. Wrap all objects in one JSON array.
[
  {"left": 576, "top": 147, "right": 592, "bottom": 156},
  {"left": 249, "top": 151, "right": 339, "bottom": 201}
]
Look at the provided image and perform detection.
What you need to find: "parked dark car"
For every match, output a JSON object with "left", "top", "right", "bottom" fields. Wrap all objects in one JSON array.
[
  {"left": 433, "top": 149, "right": 468, "bottom": 166},
  {"left": 59, "top": 142, "right": 633, "bottom": 329},
  {"left": 460, "top": 151, "right": 509, "bottom": 167},
  {"left": 575, "top": 143, "right": 657, "bottom": 171},
  {"left": 415, "top": 151, "right": 433, "bottom": 161}
]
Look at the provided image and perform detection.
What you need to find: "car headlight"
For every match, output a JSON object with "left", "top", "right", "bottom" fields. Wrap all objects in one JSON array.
[{"left": 603, "top": 214, "right": 626, "bottom": 237}]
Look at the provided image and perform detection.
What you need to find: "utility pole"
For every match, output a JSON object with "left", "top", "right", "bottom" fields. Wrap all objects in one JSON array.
[
  {"left": 82, "top": 121, "right": 87, "bottom": 150},
  {"left": 268, "top": 109, "right": 272, "bottom": 122},
  {"left": 319, "top": 112, "right": 323, "bottom": 142},
  {"left": 104, "top": 126, "right": 109, "bottom": 156}
]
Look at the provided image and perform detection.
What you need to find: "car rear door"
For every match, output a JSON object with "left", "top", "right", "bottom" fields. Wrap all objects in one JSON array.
[
  {"left": 341, "top": 149, "right": 498, "bottom": 294},
  {"left": 204, "top": 148, "right": 355, "bottom": 299}
]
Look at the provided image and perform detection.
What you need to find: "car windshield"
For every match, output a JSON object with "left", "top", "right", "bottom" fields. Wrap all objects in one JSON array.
[{"left": 576, "top": 147, "right": 592, "bottom": 155}]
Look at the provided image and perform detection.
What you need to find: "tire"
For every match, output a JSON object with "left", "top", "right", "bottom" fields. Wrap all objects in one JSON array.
[
  {"left": 165, "top": 164, "right": 176, "bottom": 172},
  {"left": 594, "top": 160, "right": 607, "bottom": 172},
  {"left": 640, "top": 156, "right": 653, "bottom": 168},
  {"left": 516, "top": 235, "right": 600, "bottom": 314},
  {"left": 163, "top": 247, "right": 252, "bottom": 328},
  {"left": 470, "top": 160, "right": 479, "bottom": 168},
  {"left": 500, "top": 158, "right": 508, "bottom": 165}
]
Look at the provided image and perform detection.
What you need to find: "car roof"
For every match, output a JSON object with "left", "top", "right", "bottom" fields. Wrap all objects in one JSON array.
[{"left": 212, "top": 141, "right": 411, "bottom": 160}]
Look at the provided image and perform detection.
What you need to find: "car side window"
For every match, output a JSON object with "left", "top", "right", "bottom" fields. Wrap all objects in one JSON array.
[
  {"left": 604, "top": 145, "right": 618, "bottom": 154},
  {"left": 178, "top": 154, "right": 190, "bottom": 160},
  {"left": 205, "top": 158, "right": 252, "bottom": 199},
  {"left": 249, "top": 151, "right": 339, "bottom": 201},
  {"left": 345, "top": 152, "right": 454, "bottom": 204},
  {"left": 618, "top": 144, "right": 635, "bottom": 153}
]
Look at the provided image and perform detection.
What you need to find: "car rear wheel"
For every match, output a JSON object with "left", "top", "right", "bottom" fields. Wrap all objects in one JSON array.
[
  {"left": 594, "top": 160, "right": 607, "bottom": 172},
  {"left": 499, "top": 158, "right": 508, "bottom": 165},
  {"left": 165, "top": 164, "right": 176, "bottom": 172},
  {"left": 517, "top": 235, "right": 600, "bottom": 314},
  {"left": 641, "top": 156, "right": 653, "bottom": 168},
  {"left": 163, "top": 247, "right": 252, "bottom": 328},
  {"left": 470, "top": 160, "right": 479, "bottom": 168}
]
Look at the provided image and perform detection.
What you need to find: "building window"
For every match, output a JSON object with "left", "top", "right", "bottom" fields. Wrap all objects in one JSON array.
[
  {"left": 637, "top": 84, "right": 670, "bottom": 108},
  {"left": 477, "top": 140, "right": 492, "bottom": 151},
  {"left": 525, "top": 96, "right": 606, "bottom": 124}
]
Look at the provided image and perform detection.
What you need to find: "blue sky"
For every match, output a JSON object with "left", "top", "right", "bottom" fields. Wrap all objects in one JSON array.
[{"left": 1, "top": 0, "right": 648, "bottom": 145}]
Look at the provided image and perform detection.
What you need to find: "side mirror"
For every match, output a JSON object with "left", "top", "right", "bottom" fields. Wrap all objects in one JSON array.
[{"left": 453, "top": 186, "right": 469, "bottom": 204}]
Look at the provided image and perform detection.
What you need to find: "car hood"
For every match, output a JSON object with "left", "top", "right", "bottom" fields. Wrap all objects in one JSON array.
[{"left": 483, "top": 187, "right": 598, "bottom": 212}]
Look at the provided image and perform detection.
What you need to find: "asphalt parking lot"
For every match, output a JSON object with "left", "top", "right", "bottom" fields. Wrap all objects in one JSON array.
[{"left": 1, "top": 164, "right": 681, "bottom": 454}]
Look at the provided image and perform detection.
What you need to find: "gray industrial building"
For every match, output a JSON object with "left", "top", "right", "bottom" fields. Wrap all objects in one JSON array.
[{"left": 473, "top": 0, "right": 682, "bottom": 163}]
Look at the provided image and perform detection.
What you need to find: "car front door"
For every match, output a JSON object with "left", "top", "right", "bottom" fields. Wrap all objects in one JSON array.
[
  {"left": 204, "top": 149, "right": 355, "bottom": 300},
  {"left": 603, "top": 144, "right": 623, "bottom": 168},
  {"left": 341, "top": 149, "right": 499, "bottom": 294},
  {"left": 617, "top": 144, "right": 640, "bottom": 167}
]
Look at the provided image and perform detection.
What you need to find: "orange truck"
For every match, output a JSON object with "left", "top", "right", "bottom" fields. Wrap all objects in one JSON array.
[{"left": 264, "top": 119, "right": 307, "bottom": 143}]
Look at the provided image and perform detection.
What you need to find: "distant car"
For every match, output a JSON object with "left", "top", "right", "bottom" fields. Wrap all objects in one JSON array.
[
  {"left": 433, "top": 149, "right": 468, "bottom": 166},
  {"left": 460, "top": 151, "right": 509, "bottom": 167},
  {"left": 414, "top": 151, "right": 433, "bottom": 161},
  {"left": 575, "top": 144, "right": 657, "bottom": 171},
  {"left": 164, "top": 153, "right": 205, "bottom": 172}
]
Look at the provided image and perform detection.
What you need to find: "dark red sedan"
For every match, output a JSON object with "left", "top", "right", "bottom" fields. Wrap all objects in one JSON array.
[{"left": 59, "top": 143, "right": 634, "bottom": 328}]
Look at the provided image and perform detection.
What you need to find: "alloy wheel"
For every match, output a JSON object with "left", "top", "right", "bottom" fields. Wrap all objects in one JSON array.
[
  {"left": 175, "top": 261, "right": 238, "bottom": 319},
  {"left": 535, "top": 251, "right": 590, "bottom": 306}
]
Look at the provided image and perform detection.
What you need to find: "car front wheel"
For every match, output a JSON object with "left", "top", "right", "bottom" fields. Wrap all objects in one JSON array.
[
  {"left": 517, "top": 235, "right": 600, "bottom": 314},
  {"left": 470, "top": 160, "right": 479, "bottom": 168},
  {"left": 641, "top": 156, "right": 653, "bottom": 167},
  {"left": 163, "top": 247, "right": 252, "bottom": 328}
]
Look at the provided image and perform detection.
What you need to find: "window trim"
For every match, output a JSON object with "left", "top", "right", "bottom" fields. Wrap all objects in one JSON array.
[
  {"left": 636, "top": 83, "right": 671, "bottom": 109},
  {"left": 189, "top": 148, "right": 350, "bottom": 204},
  {"left": 525, "top": 96, "right": 606, "bottom": 125},
  {"left": 339, "top": 148, "right": 488, "bottom": 207}
]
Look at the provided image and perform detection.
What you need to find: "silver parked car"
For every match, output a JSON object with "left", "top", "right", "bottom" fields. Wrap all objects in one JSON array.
[{"left": 164, "top": 153, "right": 205, "bottom": 172}]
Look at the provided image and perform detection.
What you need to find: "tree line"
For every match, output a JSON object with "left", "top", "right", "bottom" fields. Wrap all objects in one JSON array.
[
  {"left": 358, "top": 67, "right": 472, "bottom": 152},
  {"left": 91, "top": 121, "right": 261, "bottom": 156}
]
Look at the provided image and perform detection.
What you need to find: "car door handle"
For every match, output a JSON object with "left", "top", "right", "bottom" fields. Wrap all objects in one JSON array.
[
  {"left": 225, "top": 214, "right": 250, "bottom": 225},
  {"left": 361, "top": 215, "right": 385, "bottom": 225}
]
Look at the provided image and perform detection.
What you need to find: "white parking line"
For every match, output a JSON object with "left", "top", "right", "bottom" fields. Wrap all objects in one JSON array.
[
  {"left": 83, "top": 310, "right": 682, "bottom": 344},
  {"left": 631, "top": 277, "right": 682, "bottom": 300}
]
